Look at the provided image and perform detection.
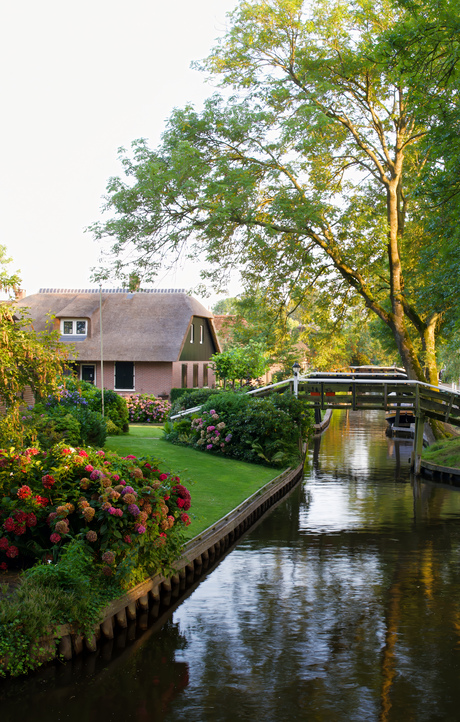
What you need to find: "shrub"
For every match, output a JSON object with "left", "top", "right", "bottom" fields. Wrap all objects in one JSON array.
[
  {"left": 165, "top": 390, "right": 313, "bottom": 468},
  {"left": 19, "top": 403, "right": 107, "bottom": 450},
  {"left": 169, "top": 388, "right": 221, "bottom": 417},
  {"left": 0, "top": 443, "right": 191, "bottom": 581},
  {"left": 126, "top": 394, "right": 171, "bottom": 423}
]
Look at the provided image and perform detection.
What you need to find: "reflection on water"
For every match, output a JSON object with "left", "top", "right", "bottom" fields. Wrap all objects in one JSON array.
[{"left": 3, "top": 410, "right": 460, "bottom": 721}]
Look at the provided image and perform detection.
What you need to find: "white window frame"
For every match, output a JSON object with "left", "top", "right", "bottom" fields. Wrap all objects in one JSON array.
[
  {"left": 190, "top": 323, "right": 194, "bottom": 343},
  {"left": 200, "top": 324, "right": 204, "bottom": 344},
  {"left": 61, "top": 319, "right": 87, "bottom": 336}
]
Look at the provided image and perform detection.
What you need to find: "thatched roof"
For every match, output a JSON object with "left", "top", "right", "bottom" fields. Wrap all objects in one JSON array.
[{"left": 17, "top": 289, "right": 220, "bottom": 362}]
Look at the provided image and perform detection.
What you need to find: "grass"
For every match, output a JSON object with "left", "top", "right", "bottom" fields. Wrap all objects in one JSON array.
[
  {"left": 105, "top": 425, "right": 278, "bottom": 538},
  {"left": 422, "top": 436, "right": 460, "bottom": 469}
]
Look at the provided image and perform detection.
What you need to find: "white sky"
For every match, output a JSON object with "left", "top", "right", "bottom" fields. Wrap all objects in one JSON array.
[{"left": 0, "top": 0, "right": 240, "bottom": 307}]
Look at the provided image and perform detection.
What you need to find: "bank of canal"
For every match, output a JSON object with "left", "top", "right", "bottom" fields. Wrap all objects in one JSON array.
[{"left": 3, "top": 409, "right": 460, "bottom": 721}]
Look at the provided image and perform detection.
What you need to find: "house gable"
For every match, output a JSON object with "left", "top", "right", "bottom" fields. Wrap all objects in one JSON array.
[{"left": 179, "top": 316, "right": 218, "bottom": 361}]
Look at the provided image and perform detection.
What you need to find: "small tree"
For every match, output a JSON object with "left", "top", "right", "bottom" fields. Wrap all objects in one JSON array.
[
  {"left": 0, "top": 247, "right": 70, "bottom": 445},
  {"left": 210, "top": 341, "right": 268, "bottom": 387}
]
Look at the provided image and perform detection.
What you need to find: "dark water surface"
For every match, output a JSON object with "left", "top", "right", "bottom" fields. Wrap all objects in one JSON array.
[{"left": 3, "top": 410, "right": 460, "bottom": 721}]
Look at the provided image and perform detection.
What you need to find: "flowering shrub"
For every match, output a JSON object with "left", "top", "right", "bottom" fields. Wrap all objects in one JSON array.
[
  {"left": 191, "top": 410, "right": 232, "bottom": 452},
  {"left": 0, "top": 443, "right": 191, "bottom": 586},
  {"left": 165, "top": 390, "right": 313, "bottom": 467},
  {"left": 126, "top": 394, "right": 171, "bottom": 424}
]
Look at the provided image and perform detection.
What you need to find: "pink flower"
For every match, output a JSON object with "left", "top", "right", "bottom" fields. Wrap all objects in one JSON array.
[
  {"left": 123, "top": 534, "right": 132, "bottom": 544},
  {"left": 96, "top": 450, "right": 105, "bottom": 457},
  {"left": 84, "top": 465, "right": 94, "bottom": 472},
  {"left": 159, "top": 473, "right": 168, "bottom": 481},
  {"left": 6, "top": 545, "right": 19, "bottom": 558},
  {"left": 78, "top": 449, "right": 89, "bottom": 458},
  {"left": 50, "top": 533, "right": 62, "bottom": 544},
  {"left": 135, "top": 524, "right": 146, "bottom": 534},
  {"left": 62, "top": 448, "right": 72, "bottom": 455}
]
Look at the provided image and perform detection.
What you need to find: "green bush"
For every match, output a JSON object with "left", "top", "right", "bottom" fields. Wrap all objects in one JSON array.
[
  {"left": 165, "top": 390, "right": 313, "bottom": 468},
  {"left": 0, "top": 443, "right": 192, "bottom": 676},
  {"left": 169, "top": 387, "right": 221, "bottom": 417},
  {"left": 20, "top": 403, "right": 107, "bottom": 450}
]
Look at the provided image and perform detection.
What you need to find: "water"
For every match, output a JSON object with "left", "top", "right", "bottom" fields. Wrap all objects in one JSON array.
[{"left": 3, "top": 410, "right": 460, "bottom": 721}]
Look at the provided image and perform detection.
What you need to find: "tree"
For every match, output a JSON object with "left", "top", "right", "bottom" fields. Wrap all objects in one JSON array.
[
  {"left": 210, "top": 341, "right": 268, "bottom": 386},
  {"left": 0, "top": 246, "right": 70, "bottom": 415},
  {"left": 90, "top": 0, "right": 452, "bottom": 388}
]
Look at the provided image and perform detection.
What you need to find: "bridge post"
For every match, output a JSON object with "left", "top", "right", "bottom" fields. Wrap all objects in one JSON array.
[
  {"left": 411, "top": 412, "right": 425, "bottom": 475},
  {"left": 292, "top": 362, "right": 300, "bottom": 398}
]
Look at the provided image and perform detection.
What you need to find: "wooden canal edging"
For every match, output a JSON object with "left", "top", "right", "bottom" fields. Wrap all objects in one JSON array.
[
  {"left": 52, "top": 453, "right": 307, "bottom": 663},
  {"left": 420, "top": 460, "right": 460, "bottom": 486}
]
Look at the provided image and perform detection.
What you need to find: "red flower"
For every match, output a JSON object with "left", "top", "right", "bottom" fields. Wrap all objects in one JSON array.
[
  {"left": 78, "top": 449, "right": 89, "bottom": 457},
  {"left": 0, "top": 537, "right": 9, "bottom": 550},
  {"left": 34, "top": 495, "right": 49, "bottom": 507},
  {"left": 62, "top": 448, "right": 72, "bottom": 455},
  {"left": 24, "top": 447, "right": 39, "bottom": 456},
  {"left": 50, "top": 533, "right": 61, "bottom": 544},
  {"left": 0, "top": 561, "right": 8, "bottom": 571},
  {"left": 3, "top": 517, "right": 15, "bottom": 533},
  {"left": 159, "top": 473, "right": 168, "bottom": 481},
  {"left": 13, "top": 511, "right": 27, "bottom": 523},
  {"left": 13, "top": 523, "right": 26, "bottom": 535},
  {"left": 26, "top": 512, "right": 37, "bottom": 527},
  {"left": 17, "top": 485, "right": 32, "bottom": 500},
  {"left": 6, "top": 545, "right": 18, "bottom": 558},
  {"left": 180, "top": 513, "right": 191, "bottom": 526},
  {"left": 42, "top": 474, "right": 55, "bottom": 489},
  {"left": 84, "top": 464, "right": 94, "bottom": 472}
]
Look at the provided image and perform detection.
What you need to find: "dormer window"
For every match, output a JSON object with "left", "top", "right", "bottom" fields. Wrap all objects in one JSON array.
[{"left": 61, "top": 319, "right": 87, "bottom": 336}]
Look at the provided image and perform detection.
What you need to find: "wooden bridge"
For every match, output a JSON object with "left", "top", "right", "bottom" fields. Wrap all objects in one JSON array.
[
  {"left": 249, "top": 369, "right": 460, "bottom": 474},
  {"left": 172, "top": 367, "right": 460, "bottom": 475}
]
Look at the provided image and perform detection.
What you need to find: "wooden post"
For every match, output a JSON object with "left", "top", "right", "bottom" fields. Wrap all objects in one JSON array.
[{"left": 412, "top": 412, "right": 425, "bottom": 475}]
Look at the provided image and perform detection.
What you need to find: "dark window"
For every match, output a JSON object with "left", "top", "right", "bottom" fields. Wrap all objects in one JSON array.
[
  {"left": 203, "top": 363, "right": 208, "bottom": 386},
  {"left": 193, "top": 364, "right": 199, "bottom": 387},
  {"left": 115, "top": 362, "right": 134, "bottom": 389},
  {"left": 181, "top": 364, "right": 188, "bottom": 388},
  {"left": 82, "top": 365, "right": 95, "bottom": 385}
]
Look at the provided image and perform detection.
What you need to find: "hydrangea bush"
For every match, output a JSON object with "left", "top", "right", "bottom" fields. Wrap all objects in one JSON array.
[
  {"left": 0, "top": 443, "right": 191, "bottom": 586},
  {"left": 165, "top": 391, "right": 313, "bottom": 467},
  {"left": 126, "top": 394, "right": 171, "bottom": 424}
]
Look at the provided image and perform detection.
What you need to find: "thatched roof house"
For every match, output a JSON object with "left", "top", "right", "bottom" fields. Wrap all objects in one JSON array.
[{"left": 17, "top": 289, "right": 221, "bottom": 397}]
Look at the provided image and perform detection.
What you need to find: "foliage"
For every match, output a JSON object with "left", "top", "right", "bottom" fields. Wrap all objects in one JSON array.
[
  {"left": 16, "top": 401, "right": 108, "bottom": 450},
  {"left": 0, "top": 247, "right": 70, "bottom": 432},
  {"left": 169, "top": 387, "right": 221, "bottom": 416},
  {"left": 59, "top": 378, "right": 129, "bottom": 432},
  {"left": 126, "top": 394, "right": 171, "bottom": 423},
  {"left": 0, "top": 442, "right": 191, "bottom": 581},
  {"left": 165, "top": 390, "right": 313, "bottom": 467},
  {"left": 0, "top": 440, "right": 192, "bottom": 677},
  {"left": 210, "top": 340, "right": 268, "bottom": 385},
  {"left": 89, "top": 0, "right": 458, "bottom": 392}
]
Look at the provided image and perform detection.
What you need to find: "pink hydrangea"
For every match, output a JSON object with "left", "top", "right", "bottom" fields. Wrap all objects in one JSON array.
[{"left": 50, "top": 533, "right": 61, "bottom": 544}]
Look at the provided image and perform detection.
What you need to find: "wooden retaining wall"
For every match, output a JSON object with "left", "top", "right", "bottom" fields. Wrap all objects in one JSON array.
[
  {"left": 54, "top": 455, "right": 306, "bottom": 663},
  {"left": 420, "top": 460, "right": 460, "bottom": 486}
]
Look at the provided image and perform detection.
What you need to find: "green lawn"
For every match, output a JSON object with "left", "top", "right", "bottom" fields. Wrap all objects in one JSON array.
[
  {"left": 422, "top": 435, "right": 460, "bottom": 469},
  {"left": 105, "top": 425, "right": 277, "bottom": 538}
]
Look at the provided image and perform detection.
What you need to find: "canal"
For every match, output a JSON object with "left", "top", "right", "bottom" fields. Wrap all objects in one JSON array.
[{"left": 3, "top": 410, "right": 460, "bottom": 721}]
